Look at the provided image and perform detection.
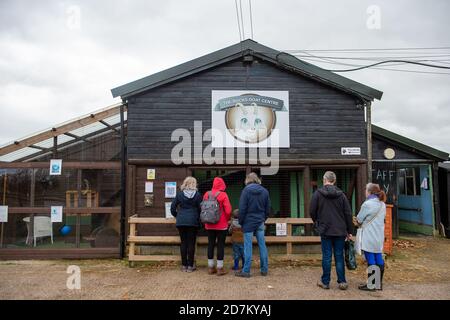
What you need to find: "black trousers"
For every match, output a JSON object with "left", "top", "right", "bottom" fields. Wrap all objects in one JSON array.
[
  {"left": 207, "top": 229, "right": 228, "bottom": 260},
  {"left": 177, "top": 226, "right": 198, "bottom": 267}
]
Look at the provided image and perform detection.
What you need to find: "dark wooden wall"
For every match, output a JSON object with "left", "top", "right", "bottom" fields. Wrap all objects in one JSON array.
[
  {"left": 126, "top": 58, "right": 367, "bottom": 162},
  {"left": 133, "top": 166, "right": 188, "bottom": 235},
  {"left": 372, "top": 134, "right": 425, "bottom": 160}
]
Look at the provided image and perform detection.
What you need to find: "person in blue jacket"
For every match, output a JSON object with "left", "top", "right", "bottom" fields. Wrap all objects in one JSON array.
[
  {"left": 170, "top": 176, "right": 202, "bottom": 272},
  {"left": 235, "top": 172, "right": 271, "bottom": 278}
]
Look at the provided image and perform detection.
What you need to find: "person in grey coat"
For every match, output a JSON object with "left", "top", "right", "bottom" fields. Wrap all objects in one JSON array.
[{"left": 356, "top": 183, "right": 387, "bottom": 291}]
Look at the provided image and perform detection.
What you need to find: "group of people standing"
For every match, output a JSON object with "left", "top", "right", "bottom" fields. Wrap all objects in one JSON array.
[
  {"left": 310, "top": 171, "right": 386, "bottom": 291},
  {"left": 170, "top": 172, "right": 270, "bottom": 277},
  {"left": 170, "top": 170, "right": 387, "bottom": 291}
]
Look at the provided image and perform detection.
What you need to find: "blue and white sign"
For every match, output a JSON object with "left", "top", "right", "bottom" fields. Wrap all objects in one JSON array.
[
  {"left": 165, "top": 182, "right": 177, "bottom": 198},
  {"left": 51, "top": 206, "right": 63, "bottom": 223},
  {"left": 50, "top": 159, "right": 62, "bottom": 175}
]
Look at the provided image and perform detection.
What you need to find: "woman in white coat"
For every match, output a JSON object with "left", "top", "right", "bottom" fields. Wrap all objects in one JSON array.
[{"left": 355, "top": 183, "right": 386, "bottom": 291}]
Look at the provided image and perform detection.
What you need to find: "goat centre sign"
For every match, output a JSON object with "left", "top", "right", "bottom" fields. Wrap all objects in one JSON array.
[{"left": 211, "top": 90, "right": 290, "bottom": 148}]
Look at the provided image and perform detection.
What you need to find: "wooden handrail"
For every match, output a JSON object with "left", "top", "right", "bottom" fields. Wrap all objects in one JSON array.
[
  {"left": 127, "top": 214, "right": 319, "bottom": 264},
  {"left": 8, "top": 207, "right": 120, "bottom": 214},
  {"left": 128, "top": 216, "right": 314, "bottom": 224},
  {"left": 128, "top": 235, "right": 320, "bottom": 244}
]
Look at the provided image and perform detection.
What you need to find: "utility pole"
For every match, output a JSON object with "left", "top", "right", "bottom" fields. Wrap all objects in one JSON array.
[{"left": 366, "top": 101, "right": 372, "bottom": 182}]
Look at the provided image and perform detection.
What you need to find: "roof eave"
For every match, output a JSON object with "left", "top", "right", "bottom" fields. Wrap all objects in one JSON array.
[
  {"left": 372, "top": 125, "right": 449, "bottom": 161},
  {"left": 111, "top": 39, "right": 383, "bottom": 101}
]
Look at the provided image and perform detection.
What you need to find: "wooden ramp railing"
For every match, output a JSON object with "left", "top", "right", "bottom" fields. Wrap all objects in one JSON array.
[{"left": 128, "top": 215, "right": 321, "bottom": 264}]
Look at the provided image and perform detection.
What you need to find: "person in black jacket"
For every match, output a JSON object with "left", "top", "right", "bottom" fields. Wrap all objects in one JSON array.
[
  {"left": 310, "top": 171, "right": 353, "bottom": 290},
  {"left": 170, "top": 176, "right": 202, "bottom": 272}
]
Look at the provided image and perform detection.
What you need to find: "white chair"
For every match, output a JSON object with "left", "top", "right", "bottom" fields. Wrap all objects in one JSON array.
[{"left": 23, "top": 216, "right": 54, "bottom": 247}]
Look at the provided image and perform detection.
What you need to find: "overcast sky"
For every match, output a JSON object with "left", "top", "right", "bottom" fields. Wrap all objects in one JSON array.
[{"left": 1, "top": 0, "right": 449, "bottom": 154}]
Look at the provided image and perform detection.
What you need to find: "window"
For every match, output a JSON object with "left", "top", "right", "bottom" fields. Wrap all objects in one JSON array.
[
  {"left": 0, "top": 167, "right": 121, "bottom": 250},
  {"left": 398, "top": 167, "right": 421, "bottom": 196}
]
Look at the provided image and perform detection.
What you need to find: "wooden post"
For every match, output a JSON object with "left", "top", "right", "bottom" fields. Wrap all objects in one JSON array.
[
  {"left": 431, "top": 163, "right": 442, "bottom": 235},
  {"left": 362, "top": 163, "right": 368, "bottom": 187},
  {"left": 356, "top": 165, "right": 363, "bottom": 213},
  {"left": 95, "top": 192, "right": 99, "bottom": 207},
  {"left": 0, "top": 173, "right": 6, "bottom": 248},
  {"left": 366, "top": 101, "right": 373, "bottom": 182},
  {"left": 86, "top": 191, "right": 91, "bottom": 208},
  {"left": 303, "top": 166, "right": 311, "bottom": 236},
  {"left": 53, "top": 136, "right": 58, "bottom": 158},
  {"left": 129, "top": 222, "right": 136, "bottom": 261},
  {"left": 125, "top": 165, "right": 136, "bottom": 241},
  {"left": 286, "top": 223, "right": 292, "bottom": 255},
  {"left": 76, "top": 169, "right": 81, "bottom": 248},
  {"left": 29, "top": 169, "right": 36, "bottom": 246},
  {"left": 303, "top": 166, "right": 310, "bottom": 216},
  {"left": 119, "top": 103, "right": 127, "bottom": 259}
]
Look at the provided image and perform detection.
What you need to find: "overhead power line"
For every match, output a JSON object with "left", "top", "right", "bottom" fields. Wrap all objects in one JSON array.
[
  {"left": 324, "top": 59, "right": 450, "bottom": 72},
  {"left": 239, "top": 0, "right": 245, "bottom": 39},
  {"left": 298, "top": 57, "right": 450, "bottom": 75},
  {"left": 234, "top": 0, "right": 255, "bottom": 42},
  {"left": 291, "top": 54, "right": 450, "bottom": 61},
  {"left": 249, "top": 0, "right": 254, "bottom": 39},
  {"left": 285, "top": 46, "right": 450, "bottom": 52},
  {"left": 234, "top": 0, "right": 242, "bottom": 41},
  {"left": 280, "top": 50, "right": 450, "bottom": 75}
]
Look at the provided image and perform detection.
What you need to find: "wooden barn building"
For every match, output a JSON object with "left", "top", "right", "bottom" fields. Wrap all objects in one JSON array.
[{"left": 0, "top": 40, "right": 448, "bottom": 260}]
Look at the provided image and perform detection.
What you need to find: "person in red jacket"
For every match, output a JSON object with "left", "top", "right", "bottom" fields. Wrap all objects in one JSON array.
[{"left": 203, "top": 177, "right": 232, "bottom": 275}]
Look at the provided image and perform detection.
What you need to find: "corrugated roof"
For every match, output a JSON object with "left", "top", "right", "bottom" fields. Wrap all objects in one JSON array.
[
  {"left": 111, "top": 39, "right": 383, "bottom": 101},
  {"left": 0, "top": 104, "right": 126, "bottom": 162}
]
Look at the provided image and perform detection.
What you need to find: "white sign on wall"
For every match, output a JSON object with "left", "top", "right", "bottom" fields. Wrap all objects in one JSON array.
[
  {"left": 0, "top": 206, "right": 8, "bottom": 223},
  {"left": 145, "top": 182, "right": 154, "bottom": 193},
  {"left": 276, "top": 223, "right": 287, "bottom": 236},
  {"left": 165, "top": 202, "right": 174, "bottom": 219},
  {"left": 211, "top": 90, "right": 290, "bottom": 148},
  {"left": 341, "top": 147, "right": 361, "bottom": 156},
  {"left": 51, "top": 206, "right": 63, "bottom": 223}
]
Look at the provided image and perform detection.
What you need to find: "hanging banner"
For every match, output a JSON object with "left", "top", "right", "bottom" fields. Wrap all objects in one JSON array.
[
  {"left": 49, "top": 159, "right": 63, "bottom": 175},
  {"left": 51, "top": 206, "right": 63, "bottom": 223},
  {"left": 0, "top": 206, "right": 8, "bottom": 223},
  {"left": 212, "top": 90, "right": 290, "bottom": 148}
]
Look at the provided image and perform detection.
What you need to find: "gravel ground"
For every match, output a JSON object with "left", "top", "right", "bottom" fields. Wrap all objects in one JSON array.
[{"left": 1, "top": 236, "right": 449, "bottom": 300}]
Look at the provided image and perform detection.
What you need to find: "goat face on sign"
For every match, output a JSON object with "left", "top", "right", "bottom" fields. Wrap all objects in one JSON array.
[{"left": 226, "top": 102, "right": 275, "bottom": 144}]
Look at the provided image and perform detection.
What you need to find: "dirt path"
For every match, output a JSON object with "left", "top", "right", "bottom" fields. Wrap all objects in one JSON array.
[{"left": 1, "top": 236, "right": 449, "bottom": 300}]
